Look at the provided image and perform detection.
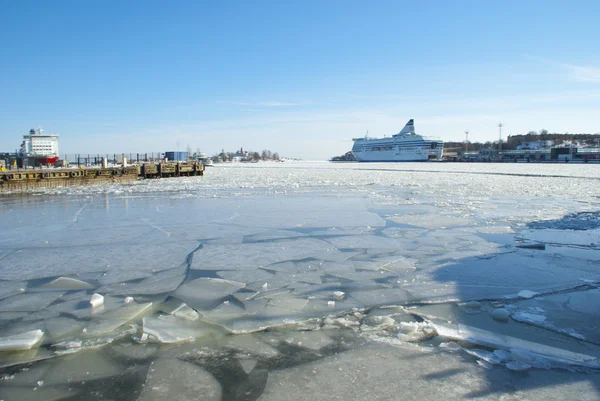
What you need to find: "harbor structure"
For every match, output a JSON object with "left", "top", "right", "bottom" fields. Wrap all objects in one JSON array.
[{"left": 0, "top": 161, "right": 204, "bottom": 193}]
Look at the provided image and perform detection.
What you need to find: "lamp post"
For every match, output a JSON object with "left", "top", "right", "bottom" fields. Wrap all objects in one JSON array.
[{"left": 498, "top": 123, "right": 503, "bottom": 154}]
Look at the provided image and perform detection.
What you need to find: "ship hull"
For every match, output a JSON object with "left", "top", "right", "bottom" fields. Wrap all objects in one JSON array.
[{"left": 352, "top": 149, "right": 430, "bottom": 162}]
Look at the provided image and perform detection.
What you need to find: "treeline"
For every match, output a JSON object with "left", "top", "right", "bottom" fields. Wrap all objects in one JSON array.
[
  {"left": 445, "top": 130, "right": 600, "bottom": 151},
  {"left": 216, "top": 149, "right": 280, "bottom": 162}
]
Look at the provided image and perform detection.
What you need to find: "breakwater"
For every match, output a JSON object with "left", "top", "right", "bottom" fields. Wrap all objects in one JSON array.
[{"left": 0, "top": 161, "right": 204, "bottom": 192}]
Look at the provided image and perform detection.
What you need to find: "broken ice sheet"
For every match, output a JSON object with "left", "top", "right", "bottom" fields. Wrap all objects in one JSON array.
[
  {"left": 263, "top": 330, "right": 335, "bottom": 351},
  {"left": 217, "top": 268, "right": 275, "bottom": 283},
  {"left": 244, "top": 229, "right": 306, "bottom": 242},
  {"left": 36, "top": 350, "right": 124, "bottom": 386},
  {"left": 98, "top": 266, "right": 186, "bottom": 296},
  {"left": 137, "top": 358, "right": 222, "bottom": 401},
  {"left": 222, "top": 333, "right": 280, "bottom": 357},
  {"left": 350, "top": 288, "right": 413, "bottom": 307},
  {"left": 44, "top": 317, "right": 86, "bottom": 340},
  {"left": 0, "top": 241, "right": 198, "bottom": 281},
  {"left": 509, "top": 288, "right": 600, "bottom": 344},
  {"left": 352, "top": 255, "right": 415, "bottom": 272},
  {"left": 432, "top": 321, "right": 600, "bottom": 369},
  {"left": 324, "top": 234, "right": 402, "bottom": 250},
  {"left": 39, "top": 276, "right": 94, "bottom": 290},
  {"left": 175, "top": 277, "right": 245, "bottom": 310},
  {"left": 390, "top": 213, "right": 475, "bottom": 229},
  {"left": 84, "top": 302, "right": 153, "bottom": 337},
  {"left": 0, "top": 281, "right": 26, "bottom": 300},
  {"left": 192, "top": 237, "right": 345, "bottom": 271},
  {"left": 142, "top": 315, "right": 225, "bottom": 343},
  {"left": 0, "top": 329, "right": 44, "bottom": 351},
  {"left": 0, "top": 291, "right": 64, "bottom": 312},
  {"left": 47, "top": 294, "right": 123, "bottom": 319},
  {"left": 97, "top": 269, "right": 153, "bottom": 285}
]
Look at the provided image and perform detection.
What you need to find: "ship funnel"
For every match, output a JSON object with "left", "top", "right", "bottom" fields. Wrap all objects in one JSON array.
[{"left": 399, "top": 119, "right": 415, "bottom": 135}]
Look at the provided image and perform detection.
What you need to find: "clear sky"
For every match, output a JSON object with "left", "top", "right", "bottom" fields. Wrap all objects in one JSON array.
[{"left": 1, "top": 1, "right": 599, "bottom": 160}]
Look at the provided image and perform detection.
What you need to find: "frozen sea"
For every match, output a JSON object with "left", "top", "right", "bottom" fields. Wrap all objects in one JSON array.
[{"left": 1, "top": 161, "right": 600, "bottom": 400}]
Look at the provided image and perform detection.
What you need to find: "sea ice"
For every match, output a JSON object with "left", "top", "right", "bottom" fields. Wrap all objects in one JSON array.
[
  {"left": 0, "top": 281, "right": 26, "bottom": 300},
  {"left": 90, "top": 293, "right": 104, "bottom": 307},
  {"left": 41, "top": 277, "right": 94, "bottom": 290},
  {"left": 83, "top": 302, "right": 153, "bottom": 337},
  {"left": 171, "top": 303, "right": 200, "bottom": 321},
  {"left": 44, "top": 317, "right": 86, "bottom": 340},
  {"left": 491, "top": 308, "right": 510, "bottom": 322},
  {"left": 174, "top": 278, "right": 245, "bottom": 310},
  {"left": 0, "top": 329, "right": 44, "bottom": 351},
  {"left": 432, "top": 321, "right": 600, "bottom": 369},
  {"left": 142, "top": 315, "right": 224, "bottom": 343},
  {"left": 0, "top": 291, "right": 64, "bottom": 312},
  {"left": 223, "top": 334, "right": 280, "bottom": 357},
  {"left": 97, "top": 269, "right": 153, "bottom": 285},
  {"left": 136, "top": 358, "right": 222, "bottom": 401},
  {"left": 350, "top": 288, "right": 412, "bottom": 307},
  {"left": 517, "top": 290, "right": 539, "bottom": 299},
  {"left": 239, "top": 358, "right": 258, "bottom": 374}
]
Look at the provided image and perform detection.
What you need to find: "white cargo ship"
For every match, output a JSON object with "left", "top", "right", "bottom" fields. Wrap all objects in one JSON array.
[{"left": 351, "top": 119, "right": 443, "bottom": 162}]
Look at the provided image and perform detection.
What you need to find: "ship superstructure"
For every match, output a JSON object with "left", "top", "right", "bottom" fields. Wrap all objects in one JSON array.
[
  {"left": 20, "top": 128, "right": 60, "bottom": 163},
  {"left": 351, "top": 119, "right": 443, "bottom": 162}
]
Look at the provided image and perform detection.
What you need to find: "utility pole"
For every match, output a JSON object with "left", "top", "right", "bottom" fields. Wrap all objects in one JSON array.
[
  {"left": 498, "top": 123, "right": 503, "bottom": 154},
  {"left": 465, "top": 131, "right": 469, "bottom": 152}
]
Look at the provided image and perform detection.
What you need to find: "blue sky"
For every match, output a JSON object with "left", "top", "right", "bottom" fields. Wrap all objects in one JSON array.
[{"left": 1, "top": 1, "right": 599, "bottom": 160}]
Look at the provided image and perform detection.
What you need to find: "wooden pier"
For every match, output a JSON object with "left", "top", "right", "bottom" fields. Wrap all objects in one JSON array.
[{"left": 0, "top": 161, "right": 204, "bottom": 192}]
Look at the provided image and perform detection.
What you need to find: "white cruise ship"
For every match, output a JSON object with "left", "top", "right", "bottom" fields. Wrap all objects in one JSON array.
[{"left": 351, "top": 119, "right": 443, "bottom": 162}]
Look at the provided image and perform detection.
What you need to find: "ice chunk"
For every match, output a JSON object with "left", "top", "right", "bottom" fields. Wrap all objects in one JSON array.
[
  {"left": 432, "top": 321, "right": 600, "bottom": 369},
  {"left": 90, "top": 293, "right": 104, "bottom": 307},
  {"left": 397, "top": 321, "right": 436, "bottom": 342},
  {"left": 463, "top": 348, "right": 502, "bottom": 365},
  {"left": 84, "top": 302, "right": 153, "bottom": 337},
  {"left": 505, "top": 361, "right": 531, "bottom": 371},
  {"left": 41, "top": 277, "right": 93, "bottom": 290},
  {"left": 360, "top": 315, "right": 395, "bottom": 332},
  {"left": 137, "top": 358, "right": 222, "bottom": 401},
  {"left": 0, "top": 329, "right": 44, "bottom": 351},
  {"left": 224, "top": 334, "right": 280, "bottom": 357},
  {"left": 44, "top": 317, "right": 86, "bottom": 340},
  {"left": 239, "top": 358, "right": 258, "bottom": 374},
  {"left": 174, "top": 278, "right": 245, "bottom": 310},
  {"left": 491, "top": 308, "right": 510, "bottom": 322},
  {"left": 171, "top": 303, "right": 200, "bottom": 321},
  {"left": 517, "top": 290, "right": 539, "bottom": 299},
  {"left": 142, "top": 316, "right": 224, "bottom": 343},
  {"left": 48, "top": 294, "right": 122, "bottom": 319}
]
